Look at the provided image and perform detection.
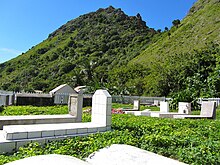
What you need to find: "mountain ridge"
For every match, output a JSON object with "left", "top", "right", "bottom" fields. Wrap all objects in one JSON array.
[
  {"left": 0, "top": 0, "right": 219, "bottom": 98},
  {"left": 0, "top": 6, "right": 156, "bottom": 93}
]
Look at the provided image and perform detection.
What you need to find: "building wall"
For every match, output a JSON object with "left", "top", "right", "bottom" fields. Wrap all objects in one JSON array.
[{"left": 51, "top": 85, "right": 76, "bottom": 94}]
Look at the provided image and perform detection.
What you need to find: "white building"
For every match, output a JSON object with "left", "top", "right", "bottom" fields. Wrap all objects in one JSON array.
[
  {"left": 50, "top": 84, "right": 77, "bottom": 104},
  {"left": 49, "top": 84, "right": 76, "bottom": 95}
]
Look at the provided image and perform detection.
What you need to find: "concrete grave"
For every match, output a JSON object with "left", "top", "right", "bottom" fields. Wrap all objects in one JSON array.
[
  {"left": 92, "top": 89, "right": 112, "bottom": 128},
  {"left": 154, "top": 100, "right": 160, "bottom": 106},
  {"left": 5, "top": 154, "right": 90, "bottom": 165},
  {"left": 68, "top": 93, "right": 83, "bottom": 122},
  {"left": 178, "top": 102, "right": 191, "bottom": 114},
  {"left": 133, "top": 100, "right": 140, "bottom": 110},
  {"left": 160, "top": 101, "right": 169, "bottom": 113},
  {"left": 4, "top": 145, "right": 188, "bottom": 165},
  {"left": 0, "top": 89, "right": 112, "bottom": 154},
  {"left": 87, "top": 144, "right": 187, "bottom": 165},
  {"left": 174, "top": 101, "right": 216, "bottom": 119},
  {"left": 0, "top": 115, "right": 77, "bottom": 130},
  {"left": 151, "top": 102, "right": 192, "bottom": 118},
  {"left": 124, "top": 109, "right": 151, "bottom": 116},
  {"left": 0, "top": 93, "right": 84, "bottom": 129},
  {"left": 123, "top": 100, "right": 140, "bottom": 111}
]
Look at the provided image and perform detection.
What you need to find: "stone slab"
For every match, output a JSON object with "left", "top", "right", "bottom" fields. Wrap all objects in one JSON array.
[
  {"left": 86, "top": 144, "right": 187, "bottom": 165},
  {"left": 150, "top": 111, "right": 160, "bottom": 117},
  {"left": 124, "top": 111, "right": 151, "bottom": 116},
  {"left": 5, "top": 154, "right": 90, "bottom": 165},
  {"left": 0, "top": 115, "right": 77, "bottom": 129},
  {"left": 174, "top": 101, "right": 216, "bottom": 119},
  {"left": 68, "top": 93, "right": 83, "bottom": 122},
  {"left": 3, "top": 122, "right": 107, "bottom": 140},
  {"left": 159, "top": 113, "right": 187, "bottom": 118},
  {"left": 178, "top": 102, "right": 191, "bottom": 114},
  {"left": 160, "top": 101, "right": 169, "bottom": 113}
]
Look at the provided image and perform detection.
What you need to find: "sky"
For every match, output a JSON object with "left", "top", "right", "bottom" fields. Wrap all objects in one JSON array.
[{"left": 0, "top": 0, "right": 196, "bottom": 64}]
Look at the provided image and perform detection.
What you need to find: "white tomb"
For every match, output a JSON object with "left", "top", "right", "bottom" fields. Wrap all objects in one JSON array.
[
  {"left": 92, "top": 90, "right": 112, "bottom": 128},
  {"left": 178, "top": 102, "right": 191, "bottom": 114},
  {"left": 68, "top": 93, "right": 83, "bottom": 122},
  {"left": 160, "top": 101, "right": 169, "bottom": 113},
  {"left": 133, "top": 100, "right": 140, "bottom": 110},
  {"left": 0, "top": 89, "right": 112, "bottom": 154}
]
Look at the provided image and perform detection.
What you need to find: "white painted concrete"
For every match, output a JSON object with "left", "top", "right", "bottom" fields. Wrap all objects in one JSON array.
[
  {"left": 160, "top": 101, "right": 169, "bottom": 113},
  {"left": 87, "top": 144, "right": 187, "bottom": 165},
  {"left": 5, "top": 154, "right": 89, "bottom": 165},
  {"left": 0, "top": 89, "right": 112, "bottom": 154},
  {"left": 0, "top": 115, "right": 77, "bottom": 129},
  {"left": 4, "top": 145, "right": 188, "bottom": 165}
]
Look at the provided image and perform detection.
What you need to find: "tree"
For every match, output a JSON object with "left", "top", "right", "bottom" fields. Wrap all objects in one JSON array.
[
  {"left": 157, "top": 29, "right": 162, "bottom": 33},
  {"left": 164, "top": 27, "right": 169, "bottom": 31},
  {"left": 172, "top": 19, "right": 181, "bottom": 28},
  {"left": 168, "top": 32, "right": 171, "bottom": 39}
]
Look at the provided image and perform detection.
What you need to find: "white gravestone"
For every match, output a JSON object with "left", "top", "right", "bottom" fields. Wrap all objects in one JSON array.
[
  {"left": 154, "top": 100, "right": 160, "bottom": 106},
  {"left": 178, "top": 102, "right": 191, "bottom": 114},
  {"left": 133, "top": 100, "right": 140, "bottom": 110},
  {"left": 92, "top": 90, "right": 112, "bottom": 129},
  {"left": 68, "top": 93, "right": 83, "bottom": 122},
  {"left": 160, "top": 101, "right": 169, "bottom": 113}
]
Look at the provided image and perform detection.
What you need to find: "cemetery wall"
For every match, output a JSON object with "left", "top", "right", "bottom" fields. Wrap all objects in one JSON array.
[{"left": 15, "top": 93, "right": 54, "bottom": 106}]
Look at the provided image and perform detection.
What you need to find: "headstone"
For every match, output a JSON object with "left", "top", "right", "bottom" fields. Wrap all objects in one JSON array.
[
  {"left": 178, "top": 102, "right": 191, "bottom": 114},
  {"left": 133, "top": 100, "right": 140, "bottom": 110},
  {"left": 201, "top": 101, "right": 216, "bottom": 118},
  {"left": 0, "top": 95, "right": 9, "bottom": 106},
  {"left": 154, "top": 100, "right": 160, "bottom": 106},
  {"left": 68, "top": 93, "right": 83, "bottom": 122},
  {"left": 92, "top": 90, "right": 112, "bottom": 128},
  {"left": 160, "top": 101, "right": 169, "bottom": 113}
]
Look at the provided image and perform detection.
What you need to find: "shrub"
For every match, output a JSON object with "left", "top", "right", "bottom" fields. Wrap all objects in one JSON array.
[{"left": 0, "top": 106, "right": 219, "bottom": 165}]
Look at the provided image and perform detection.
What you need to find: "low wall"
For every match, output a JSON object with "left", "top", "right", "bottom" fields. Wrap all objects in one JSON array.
[
  {"left": 0, "top": 115, "right": 77, "bottom": 130},
  {"left": 15, "top": 93, "right": 54, "bottom": 106}
]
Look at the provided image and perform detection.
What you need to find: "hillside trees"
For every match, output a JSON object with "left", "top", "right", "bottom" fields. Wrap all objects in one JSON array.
[
  {"left": 172, "top": 19, "right": 181, "bottom": 27},
  {"left": 108, "top": 64, "right": 150, "bottom": 95},
  {"left": 145, "top": 43, "right": 220, "bottom": 100},
  {"left": 0, "top": 6, "right": 157, "bottom": 93}
]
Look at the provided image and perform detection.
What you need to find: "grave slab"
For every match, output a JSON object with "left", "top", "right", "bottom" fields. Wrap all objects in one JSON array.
[
  {"left": 87, "top": 144, "right": 187, "bottom": 165},
  {"left": 174, "top": 101, "right": 216, "bottom": 119},
  {"left": 0, "top": 89, "right": 112, "bottom": 153}
]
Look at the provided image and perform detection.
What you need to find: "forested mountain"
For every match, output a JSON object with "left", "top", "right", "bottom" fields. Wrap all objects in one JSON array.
[
  {"left": 128, "top": 0, "right": 220, "bottom": 98},
  {"left": 0, "top": 6, "right": 157, "bottom": 93},
  {"left": 0, "top": 0, "right": 220, "bottom": 101}
]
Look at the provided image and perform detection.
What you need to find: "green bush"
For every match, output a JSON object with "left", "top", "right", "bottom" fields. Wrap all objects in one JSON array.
[{"left": 0, "top": 106, "right": 219, "bottom": 165}]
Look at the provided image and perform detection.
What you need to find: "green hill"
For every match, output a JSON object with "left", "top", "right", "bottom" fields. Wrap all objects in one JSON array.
[
  {"left": 0, "top": 6, "right": 157, "bottom": 93},
  {"left": 129, "top": 0, "right": 220, "bottom": 98},
  {"left": 0, "top": 0, "right": 219, "bottom": 99},
  {"left": 133, "top": 0, "right": 220, "bottom": 64}
]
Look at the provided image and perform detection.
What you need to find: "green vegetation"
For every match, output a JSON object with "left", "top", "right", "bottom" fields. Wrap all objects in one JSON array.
[
  {"left": 0, "top": 103, "right": 150, "bottom": 116},
  {"left": 0, "top": 0, "right": 219, "bottom": 101},
  {"left": 0, "top": 105, "right": 68, "bottom": 116},
  {"left": 131, "top": 0, "right": 220, "bottom": 98},
  {"left": 0, "top": 105, "right": 219, "bottom": 165},
  {"left": 0, "top": 6, "right": 157, "bottom": 93}
]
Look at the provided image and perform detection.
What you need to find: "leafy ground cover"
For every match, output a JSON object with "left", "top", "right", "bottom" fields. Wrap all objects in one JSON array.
[
  {"left": 0, "top": 105, "right": 219, "bottom": 164},
  {"left": 0, "top": 105, "right": 68, "bottom": 116},
  {"left": 0, "top": 103, "right": 150, "bottom": 116}
]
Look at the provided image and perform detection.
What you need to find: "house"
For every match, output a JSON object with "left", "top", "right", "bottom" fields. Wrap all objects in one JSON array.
[
  {"left": 50, "top": 84, "right": 77, "bottom": 104},
  {"left": 49, "top": 84, "right": 76, "bottom": 95}
]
